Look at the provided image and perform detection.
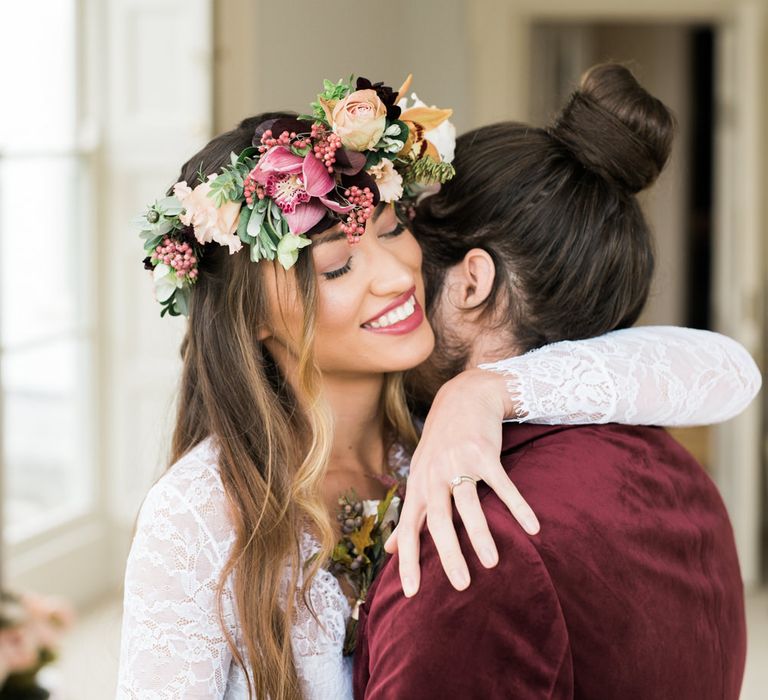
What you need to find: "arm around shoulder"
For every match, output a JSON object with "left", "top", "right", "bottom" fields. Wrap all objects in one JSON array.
[{"left": 480, "top": 326, "right": 762, "bottom": 427}]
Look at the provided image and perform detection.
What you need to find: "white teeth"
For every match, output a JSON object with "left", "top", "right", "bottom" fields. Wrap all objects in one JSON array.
[{"left": 365, "top": 295, "right": 417, "bottom": 329}]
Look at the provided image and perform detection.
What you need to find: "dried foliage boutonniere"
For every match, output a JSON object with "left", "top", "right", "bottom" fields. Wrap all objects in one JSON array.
[{"left": 330, "top": 484, "right": 401, "bottom": 655}]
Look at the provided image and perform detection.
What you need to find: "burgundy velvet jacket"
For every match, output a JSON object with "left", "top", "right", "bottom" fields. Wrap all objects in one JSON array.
[{"left": 353, "top": 424, "right": 746, "bottom": 699}]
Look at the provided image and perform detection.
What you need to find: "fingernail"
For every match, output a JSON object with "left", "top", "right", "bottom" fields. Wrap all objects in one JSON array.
[
  {"left": 524, "top": 514, "right": 540, "bottom": 535},
  {"left": 451, "top": 569, "right": 470, "bottom": 589},
  {"left": 481, "top": 547, "right": 498, "bottom": 568},
  {"left": 402, "top": 577, "right": 417, "bottom": 597}
]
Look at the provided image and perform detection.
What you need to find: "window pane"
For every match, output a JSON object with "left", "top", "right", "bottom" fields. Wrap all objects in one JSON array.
[
  {"left": 0, "top": 156, "right": 84, "bottom": 346},
  {"left": 2, "top": 338, "right": 93, "bottom": 540},
  {"left": 0, "top": 2, "right": 77, "bottom": 151}
]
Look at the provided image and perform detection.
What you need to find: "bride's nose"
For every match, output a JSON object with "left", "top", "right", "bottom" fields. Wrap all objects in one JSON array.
[{"left": 368, "top": 245, "right": 416, "bottom": 298}]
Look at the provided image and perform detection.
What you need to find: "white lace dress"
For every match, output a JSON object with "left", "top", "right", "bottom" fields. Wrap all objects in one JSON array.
[{"left": 116, "top": 326, "right": 761, "bottom": 699}]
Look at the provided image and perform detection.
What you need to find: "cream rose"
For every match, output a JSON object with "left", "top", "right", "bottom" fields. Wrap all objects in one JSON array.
[
  {"left": 368, "top": 159, "right": 404, "bottom": 203},
  {"left": 331, "top": 89, "right": 387, "bottom": 152},
  {"left": 173, "top": 176, "right": 242, "bottom": 254}
]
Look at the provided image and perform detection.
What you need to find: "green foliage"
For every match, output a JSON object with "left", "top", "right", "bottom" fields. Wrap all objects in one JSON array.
[
  {"left": 403, "top": 156, "right": 456, "bottom": 185},
  {"left": 159, "top": 291, "right": 181, "bottom": 318},
  {"left": 309, "top": 75, "right": 353, "bottom": 123},
  {"left": 208, "top": 157, "right": 250, "bottom": 207},
  {"left": 364, "top": 150, "right": 384, "bottom": 170}
]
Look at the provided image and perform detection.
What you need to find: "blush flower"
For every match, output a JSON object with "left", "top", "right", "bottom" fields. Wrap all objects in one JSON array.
[
  {"left": 173, "top": 176, "right": 242, "bottom": 253},
  {"left": 367, "top": 159, "right": 403, "bottom": 203},
  {"left": 328, "top": 89, "right": 388, "bottom": 152}
]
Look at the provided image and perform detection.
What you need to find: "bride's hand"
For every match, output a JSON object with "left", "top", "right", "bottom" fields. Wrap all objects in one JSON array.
[{"left": 385, "top": 368, "right": 540, "bottom": 596}]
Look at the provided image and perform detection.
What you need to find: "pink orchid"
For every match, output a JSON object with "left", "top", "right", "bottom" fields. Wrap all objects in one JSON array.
[{"left": 251, "top": 146, "right": 352, "bottom": 234}]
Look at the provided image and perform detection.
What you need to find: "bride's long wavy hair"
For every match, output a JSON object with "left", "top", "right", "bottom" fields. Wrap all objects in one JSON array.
[{"left": 167, "top": 114, "right": 418, "bottom": 699}]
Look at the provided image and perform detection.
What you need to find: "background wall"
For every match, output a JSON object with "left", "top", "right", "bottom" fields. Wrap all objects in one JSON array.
[{"left": 214, "top": 0, "right": 471, "bottom": 134}]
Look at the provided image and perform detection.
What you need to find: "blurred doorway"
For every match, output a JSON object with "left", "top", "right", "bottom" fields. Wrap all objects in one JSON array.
[{"left": 483, "top": 3, "right": 766, "bottom": 587}]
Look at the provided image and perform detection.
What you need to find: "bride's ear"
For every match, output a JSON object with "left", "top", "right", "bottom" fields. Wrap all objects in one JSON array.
[
  {"left": 451, "top": 248, "right": 496, "bottom": 309},
  {"left": 256, "top": 325, "right": 272, "bottom": 342}
]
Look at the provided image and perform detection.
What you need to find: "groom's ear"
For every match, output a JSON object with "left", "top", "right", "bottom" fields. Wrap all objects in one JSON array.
[{"left": 454, "top": 248, "right": 496, "bottom": 309}]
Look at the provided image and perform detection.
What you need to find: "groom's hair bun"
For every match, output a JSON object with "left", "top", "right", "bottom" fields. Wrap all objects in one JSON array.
[
  {"left": 412, "top": 63, "right": 673, "bottom": 357},
  {"left": 549, "top": 63, "right": 676, "bottom": 194}
]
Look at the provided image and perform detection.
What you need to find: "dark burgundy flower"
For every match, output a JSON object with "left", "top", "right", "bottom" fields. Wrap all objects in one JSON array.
[
  {"left": 252, "top": 117, "right": 314, "bottom": 146},
  {"left": 356, "top": 77, "right": 401, "bottom": 120},
  {"left": 333, "top": 148, "right": 366, "bottom": 176}
]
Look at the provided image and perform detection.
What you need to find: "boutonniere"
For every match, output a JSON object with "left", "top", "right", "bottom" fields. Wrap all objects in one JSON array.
[{"left": 330, "top": 484, "right": 401, "bottom": 655}]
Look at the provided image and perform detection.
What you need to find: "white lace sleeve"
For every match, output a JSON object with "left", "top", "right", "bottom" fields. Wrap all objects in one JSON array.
[
  {"left": 116, "top": 457, "right": 241, "bottom": 699},
  {"left": 480, "top": 326, "right": 761, "bottom": 427}
]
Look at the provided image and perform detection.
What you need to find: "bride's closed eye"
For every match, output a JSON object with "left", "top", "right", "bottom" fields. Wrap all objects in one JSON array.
[
  {"left": 379, "top": 222, "right": 405, "bottom": 239},
  {"left": 319, "top": 221, "right": 405, "bottom": 280},
  {"left": 321, "top": 256, "right": 353, "bottom": 280}
]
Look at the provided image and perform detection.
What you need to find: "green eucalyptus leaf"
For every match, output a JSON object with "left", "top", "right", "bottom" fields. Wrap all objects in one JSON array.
[
  {"left": 156, "top": 219, "right": 174, "bottom": 236},
  {"left": 249, "top": 243, "right": 263, "bottom": 263},
  {"left": 247, "top": 205, "right": 265, "bottom": 237},
  {"left": 237, "top": 206, "right": 253, "bottom": 242},
  {"left": 156, "top": 196, "right": 183, "bottom": 214},
  {"left": 175, "top": 289, "right": 190, "bottom": 317},
  {"left": 260, "top": 223, "right": 279, "bottom": 251},
  {"left": 143, "top": 234, "right": 165, "bottom": 251}
]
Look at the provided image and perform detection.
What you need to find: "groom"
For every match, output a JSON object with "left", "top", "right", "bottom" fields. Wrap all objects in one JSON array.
[{"left": 353, "top": 117, "right": 746, "bottom": 697}]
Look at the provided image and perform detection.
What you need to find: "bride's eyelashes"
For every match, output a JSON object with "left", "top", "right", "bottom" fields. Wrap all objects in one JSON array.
[
  {"left": 379, "top": 223, "right": 405, "bottom": 239},
  {"left": 319, "top": 223, "right": 404, "bottom": 280},
  {"left": 322, "top": 256, "right": 353, "bottom": 280}
]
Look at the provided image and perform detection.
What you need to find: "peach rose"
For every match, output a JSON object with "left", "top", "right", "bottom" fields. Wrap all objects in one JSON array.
[
  {"left": 174, "top": 176, "right": 242, "bottom": 254},
  {"left": 330, "top": 89, "right": 387, "bottom": 152}
]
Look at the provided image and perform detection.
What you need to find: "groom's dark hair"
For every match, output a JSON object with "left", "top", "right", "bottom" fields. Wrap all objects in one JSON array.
[{"left": 413, "top": 63, "right": 675, "bottom": 354}]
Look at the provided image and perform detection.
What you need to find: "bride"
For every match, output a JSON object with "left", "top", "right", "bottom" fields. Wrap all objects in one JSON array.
[{"left": 116, "top": 75, "right": 760, "bottom": 699}]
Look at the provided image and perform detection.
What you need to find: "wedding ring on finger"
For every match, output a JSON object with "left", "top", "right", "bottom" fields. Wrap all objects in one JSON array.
[{"left": 449, "top": 475, "right": 478, "bottom": 496}]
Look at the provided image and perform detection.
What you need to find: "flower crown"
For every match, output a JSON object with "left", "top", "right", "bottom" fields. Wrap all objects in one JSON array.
[{"left": 138, "top": 74, "right": 456, "bottom": 317}]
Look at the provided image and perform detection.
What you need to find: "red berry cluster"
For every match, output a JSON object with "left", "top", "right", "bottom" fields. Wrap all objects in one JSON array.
[
  {"left": 152, "top": 236, "right": 198, "bottom": 280},
  {"left": 311, "top": 124, "right": 342, "bottom": 173},
  {"left": 259, "top": 129, "right": 311, "bottom": 153},
  {"left": 341, "top": 186, "right": 375, "bottom": 242},
  {"left": 243, "top": 170, "right": 265, "bottom": 207},
  {"left": 258, "top": 128, "right": 292, "bottom": 151}
]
